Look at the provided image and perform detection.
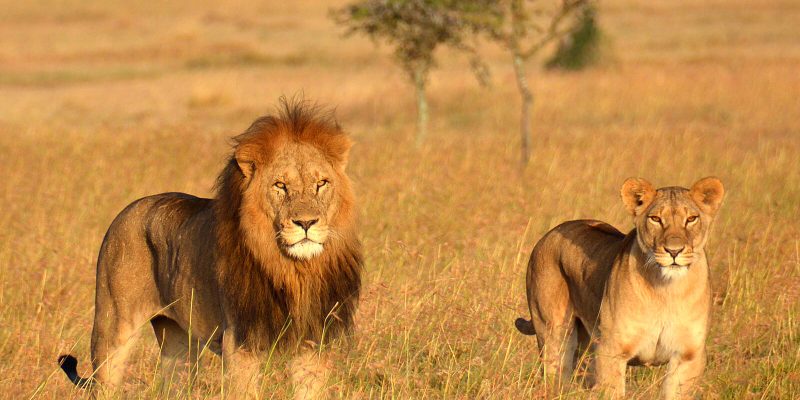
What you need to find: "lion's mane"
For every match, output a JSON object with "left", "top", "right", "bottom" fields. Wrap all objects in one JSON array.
[{"left": 214, "top": 100, "right": 362, "bottom": 350}]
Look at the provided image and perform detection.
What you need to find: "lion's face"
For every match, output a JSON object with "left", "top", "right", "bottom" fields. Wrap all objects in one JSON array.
[
  {"left": 621, "top": 177, "right": 724, "bottom": 278},
  {"left": 263, "top": 142, "right": 339, "bottom": 259},
  {"left": 236, "top": 138, "right": 351, "bottom": 261}
]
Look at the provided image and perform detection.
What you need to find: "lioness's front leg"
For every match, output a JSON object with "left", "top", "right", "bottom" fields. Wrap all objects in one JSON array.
[
  {"left": 291, "top": 349, "right": 331, "bottom": 400},
  {"left": 661, "top": 349, "right": 705, "bottom": 400},
  {"left": 222, "top": 330, "right": 262, "bottom": 399},
  {"left": 594, "top": 342, "right": 627, "bottom": 398}
]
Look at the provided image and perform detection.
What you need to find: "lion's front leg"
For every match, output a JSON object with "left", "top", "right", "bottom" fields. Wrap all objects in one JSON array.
[
  {"left": 222, "top": 330, "right": 262, "bottom": 399},
  {"left": 290, "top": 350, "right": 331, "bottom": 400},
  {"left": 594, "top": 342, "right": 627, "bottom": 399},
  {"left": 661, "top": 349, "right": 705, "bottom": 400}
]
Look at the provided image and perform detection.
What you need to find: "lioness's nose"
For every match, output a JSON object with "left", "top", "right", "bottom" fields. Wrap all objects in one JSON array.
[
  {"left": 292, "top": 219, "right": 318, "bottom": 232},
  {"left": 664, "top": 246, "right": 684, "bottom": 258}
]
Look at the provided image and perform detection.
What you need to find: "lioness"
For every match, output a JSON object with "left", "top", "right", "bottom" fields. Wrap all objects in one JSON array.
[
  {"left": 515, "top": 177, "right": 724, "bottom": 399},
  {"left": 58, "top": 99, "right": 363, "bottom": 399}
]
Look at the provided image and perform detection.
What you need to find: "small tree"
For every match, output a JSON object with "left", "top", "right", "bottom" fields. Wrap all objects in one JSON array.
[
  {"left": 333, "top": 0, "right": 491, "bottom": 147},
  {"left": 545, "top": 3, "right": 602, "bottom": 70},
  {"left": 483, "top": 0, "right": 589, "bottom": 166}
]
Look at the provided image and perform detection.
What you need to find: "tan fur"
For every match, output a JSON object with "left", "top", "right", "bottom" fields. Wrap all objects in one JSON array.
[
  {"left": 516, "top": 177, "right": 724, "bottom": 399},
  {"left": 59, "top": 98, "right": 362, "bottom": 399}
]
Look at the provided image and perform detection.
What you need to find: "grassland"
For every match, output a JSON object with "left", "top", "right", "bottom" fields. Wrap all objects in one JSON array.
[{"left": 1, "top": 0, "right": 799, "bottom": 398}]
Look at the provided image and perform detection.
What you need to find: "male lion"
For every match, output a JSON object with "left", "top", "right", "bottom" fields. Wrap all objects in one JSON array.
[
  {"left": 58, "top": 99, "right": 362, "bottom": 399},
  {"left": 515, "top": 177, "right": 724, "bottom": 399}
]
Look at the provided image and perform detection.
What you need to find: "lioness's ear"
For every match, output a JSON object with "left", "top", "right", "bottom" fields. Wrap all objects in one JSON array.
[
  {"left": 621, "top": 177, "right": 656, "bottom": 216},
  {"left": 690, "top": 176, "right": 724, "bottom": 216},
  {"left": 234, "top": 144, "right": 257, "bottom": 181}
]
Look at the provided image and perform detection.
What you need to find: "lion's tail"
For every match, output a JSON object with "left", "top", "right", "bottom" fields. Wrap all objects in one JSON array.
[
  {"left": 514, "top": 318, "right": 536, "bottom": 336},
  {"left": 57, "top": 354, "right": 94, "bottom": 389}
]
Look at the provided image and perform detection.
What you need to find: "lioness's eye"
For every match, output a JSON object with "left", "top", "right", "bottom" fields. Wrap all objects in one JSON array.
[
  {"left": 648, "top": 216, "right": 661, "bottom": 223},
  {"left": 686, "top": 215, "right": 698, "bottom": 223},
  {"left": 317, "top": 179, "right": 328, "bottom": 189},
  {"left": 274, "top": 182, "right": 286, "bottom": 190}
]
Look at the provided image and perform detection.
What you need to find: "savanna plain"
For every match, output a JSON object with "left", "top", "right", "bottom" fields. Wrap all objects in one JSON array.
[{"left": 1, "top": 0, "right": 799, "bottom": 398}]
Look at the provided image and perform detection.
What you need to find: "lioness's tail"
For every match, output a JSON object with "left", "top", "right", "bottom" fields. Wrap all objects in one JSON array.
[
  {"left": 57, "top": 354, "right": 94, "bottom": 389},
  {"left": 514, "top": 318, "right": 536, "bottom": 335}
]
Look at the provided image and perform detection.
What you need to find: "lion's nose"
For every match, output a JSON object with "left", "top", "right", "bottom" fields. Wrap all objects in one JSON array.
[
  {"left": 664, "top": 246, "right": 684, "bottom": 258},
  {"left": 292, "top": 218, "right": 318, "bottom": 232}
]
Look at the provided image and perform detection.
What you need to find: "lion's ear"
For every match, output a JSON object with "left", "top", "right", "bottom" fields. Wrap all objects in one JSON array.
[
  {"left": 621, "top": 177, "right": 656, "bottom": 216},
  {"left": 327, "top": 135, "right": 353, "bottom": 171},
  {"left": 338, "top": 138, "right": 353, "bottom": 171},
  {"left": 234, "top": 144, "right": 258, "bottom": 181},
  {"left": 690, "top": 176, "right": 724, "bottom": 216}
]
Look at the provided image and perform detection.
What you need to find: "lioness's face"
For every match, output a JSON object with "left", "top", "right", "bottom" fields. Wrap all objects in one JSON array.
[
  {"left": 240, "top": 141, "right": 345, "bottom": 260},
  {"left": 637, "top": 190, "right": 709, "bottom": 268},
  {"left": 621, "top": 177, "right": 724, "bottom": 278}
]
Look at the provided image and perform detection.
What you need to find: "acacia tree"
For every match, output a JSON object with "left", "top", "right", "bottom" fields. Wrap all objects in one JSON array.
[
  {"left": 546, "top": 3, "right": 602, "bottom": 70},
  {"left": 484, "top": 0, "right": 589, "bottom": 166},
  {"left": 333, "top": 0, "right": 491, "bottom": 147}
]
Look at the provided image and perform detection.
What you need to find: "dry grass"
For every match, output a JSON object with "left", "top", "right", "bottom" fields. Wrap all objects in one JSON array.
[{"left": 1, "top": 0, "right": 799, "bottom": 398}]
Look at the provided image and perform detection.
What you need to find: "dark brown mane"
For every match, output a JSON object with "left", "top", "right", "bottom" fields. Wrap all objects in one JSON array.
[{"left": 213, "top": 97, "right": 361, "bottom": 350}]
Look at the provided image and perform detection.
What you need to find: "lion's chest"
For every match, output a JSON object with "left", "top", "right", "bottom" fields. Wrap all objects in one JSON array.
[
  {"left": 628, "top": 322, "right": 692, "bottom": 366},
  {"left": 618, "top": 304, "right": 708, "bottom": 367}
]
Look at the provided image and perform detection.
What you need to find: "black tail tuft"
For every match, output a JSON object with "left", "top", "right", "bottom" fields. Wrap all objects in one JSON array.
[
  {"left": 58, "top": 354, "right": 94, "bottom": 389},
  {"left": 514, "top": 318, "right": 536, "bottom": 335}
]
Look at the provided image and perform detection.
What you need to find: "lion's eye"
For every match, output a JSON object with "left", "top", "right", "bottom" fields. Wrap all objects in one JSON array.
[
  {"left": 686, "top": 215, "right": 698, "bottom": 223},
  {"left": 648, "top": 216, "right": 661, "bottom": 223},
  {"left": 274, "top": 182, "right": 286, "bottom": 191},
  {"left": 316, "top": 179, "right": 328, "bottom": 190}
]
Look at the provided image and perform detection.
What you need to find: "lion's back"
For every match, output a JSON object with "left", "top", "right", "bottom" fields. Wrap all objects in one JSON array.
[
  {"left": 528, "top": 220, "right": 627, "bottom": 289},
  {"left": 532, "top": 219, "right": 625, "bottom": 260},
  {"left": 100, "top": 192, "right": 210, "bottom": 247},
  {"left": 95, "top": 192, "right": 221, "bottom": 334}
]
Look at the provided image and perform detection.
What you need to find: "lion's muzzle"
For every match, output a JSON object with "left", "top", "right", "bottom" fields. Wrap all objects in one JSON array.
[{"left": 280, "top": 217, "right": 329, "bottom": 260}]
